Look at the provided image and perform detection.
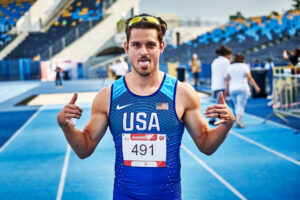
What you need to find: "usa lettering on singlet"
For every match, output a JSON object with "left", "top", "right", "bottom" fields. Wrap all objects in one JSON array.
[{"left": 109, "top": 74, "right": 184, "bottom": 200}]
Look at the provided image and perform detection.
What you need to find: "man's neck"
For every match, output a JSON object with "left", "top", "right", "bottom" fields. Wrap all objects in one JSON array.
[{"left": 125, "top": 70, "right": 164, "bottom": 96}]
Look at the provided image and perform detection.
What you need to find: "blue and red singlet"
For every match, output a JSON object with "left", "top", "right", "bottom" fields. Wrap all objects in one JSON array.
[{"left": 109, "top": 73, "right": 184, "bottom": 200}]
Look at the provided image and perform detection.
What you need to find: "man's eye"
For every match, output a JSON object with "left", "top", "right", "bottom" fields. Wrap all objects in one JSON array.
[
  {"left": 133, "top": 43, "right": 140, "bottom": 47},
  {"left": 147, "top": 43, "right": 156, "bottom": 47}
]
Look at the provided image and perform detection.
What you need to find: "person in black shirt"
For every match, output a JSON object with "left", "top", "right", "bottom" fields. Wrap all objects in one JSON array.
[{"left": 283, "top": 47, "right": 300, "bottom": 66}]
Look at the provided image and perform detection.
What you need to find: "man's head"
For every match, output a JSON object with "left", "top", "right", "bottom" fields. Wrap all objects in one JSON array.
[
  {"left": 215, "top": 45, "right": 232, "bottom": 60},
  {"left": 124, "top": 14, "right": 168, "bottom": 76},
  {"left": 294, "top": 47, "right": 300, "bottom": 56},
  {"left": 125, "top": 14, "right": 167, "bottom": 45}
]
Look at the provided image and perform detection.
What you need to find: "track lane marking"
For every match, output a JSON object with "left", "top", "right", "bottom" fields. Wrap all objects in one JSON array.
[
  {"left": 230, "top": 131, "right": 300, "bottom": 166},
  {"left": 0, "top": 106, "right": 44, "bottom": 153},
  {"left": 56, "top": 145, "right": 71, "bottom": 200},
  {"left": 181, "top": 145, "right": 247, "bottom": 200}
]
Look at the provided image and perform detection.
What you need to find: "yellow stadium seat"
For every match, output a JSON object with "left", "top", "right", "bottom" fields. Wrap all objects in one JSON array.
[
  {"left": 62, "top": 10, "right": 71, "bottom": 18},
  {"left": 54, "top": 21, "right": 59, "bottom": 26},
  {"left": 79, "top": 7, "right": 88, "bottom": 15}
]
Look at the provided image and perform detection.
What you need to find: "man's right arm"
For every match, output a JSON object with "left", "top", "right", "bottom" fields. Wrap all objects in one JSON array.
[{"left": 57, "top": 87, "right": 110, "bottom": 159}]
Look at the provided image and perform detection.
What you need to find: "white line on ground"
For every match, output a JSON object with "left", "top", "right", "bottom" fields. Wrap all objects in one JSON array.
[
  {"left": 230, "top": 131, "right": 300, "bottom": 166},
  {"left": 204, "top": 97, "right": 297, "bottom": 132},
  {"left": 56, "top": 145, "right": 71, "bottom": 200},
  {"left": 243, "top": 113, "right": 296, "bottom": 131},
  {"left": 0, "top": 106, "right": 44, "bottom": 153},
  {"left": 181, "top": 145, "right": 247, "bottom": 200}
]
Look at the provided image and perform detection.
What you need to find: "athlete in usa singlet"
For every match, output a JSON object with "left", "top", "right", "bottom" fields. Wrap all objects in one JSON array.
[{"left": 109, "top": 73, "right": 184, "bottom": 200}]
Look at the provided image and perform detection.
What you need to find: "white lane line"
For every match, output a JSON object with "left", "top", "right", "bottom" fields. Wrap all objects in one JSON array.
[
  {"left": 230, "top": 131, "right": 300, "bottom": 166},
  {"left": 0, "top": 106, "right": 44, "bottom": 153},
  {"left": 243, "top": 113, "right": 296, "bottom": 131},
  {"left": 202, "top": 97, "right": 297, "bottom": 131},
  {"left": 181, "top": 145, "right": 247, "bottom": 200},
  {"left": 56, "top": 145, "right": 71, "bottom": 200}
]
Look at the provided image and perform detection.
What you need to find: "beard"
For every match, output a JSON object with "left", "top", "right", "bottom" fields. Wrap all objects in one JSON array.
[{"left": 131, "top": 64, "right": 152, "bottom": 77}]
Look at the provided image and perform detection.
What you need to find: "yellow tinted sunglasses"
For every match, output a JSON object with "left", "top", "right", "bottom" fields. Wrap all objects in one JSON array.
[{"left": 128, "top": 16, "right": 160, "bottom": 27}]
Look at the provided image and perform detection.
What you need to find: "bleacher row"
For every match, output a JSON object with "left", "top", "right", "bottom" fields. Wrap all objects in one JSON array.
[
  {"left": 54, "top": 0, "right": 102, "bottom": 27},
  {"left": 0, "top": 0, "right": 35, "bottom": 47},
  {"left": 0, "top": 0, "right": 120, "bottom": 81},
  {"left": 0, "top": 0, "right": 299, "bottom": 82},
  {"left": 1, "top": 0, "right": 106, "bottom": 60},
  {"left": 162, "top": 10, "right": 300, "bottom": 65}
]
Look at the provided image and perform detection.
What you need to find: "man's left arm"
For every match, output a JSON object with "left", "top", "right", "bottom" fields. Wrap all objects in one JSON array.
[{"left": 180, "top": 85, "right": 235, "bottom": 155}]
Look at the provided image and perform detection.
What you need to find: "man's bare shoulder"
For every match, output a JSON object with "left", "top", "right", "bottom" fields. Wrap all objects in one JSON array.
[
  {"left": 92, "top": 85, "right": 111, "bottom": 115},
  {"left": 176, "top": 81, "right": 200, "bottom": 109}
]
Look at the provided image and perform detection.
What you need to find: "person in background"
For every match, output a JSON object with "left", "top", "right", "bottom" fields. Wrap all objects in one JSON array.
[
  {"left": 264, "top": 58, "right": 274, "bottom": 100},
  {"left": 250, "top": 58, "right": 262, "bottom": 68},
  {"left": 209, "top": 45, "right": 232, "bottom": 125},
  {"left": 283, "top": 47, "right": 300, "bottom": 66},
  {"left": 283, "top": 47, "right": 300, "bottom": 74},
  {"left": 115, "top": 57, "right": 129, "bottom": 80},
  {"left": 189, "top": 53, "right": 201, "bottom": 86},
  {"left": 226, "top": 54, "right": 260, "bottom": 128},
  {"left": 110, "top": 61, "right": 117, "bottom": 79},
  {"left": 55, "top": 66, "right": 63, "bottom": 88}
]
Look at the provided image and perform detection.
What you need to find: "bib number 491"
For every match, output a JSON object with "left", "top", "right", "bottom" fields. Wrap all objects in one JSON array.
[
  {"left": 131, "top": 144, "right": 154, "bottom": 156},
  {"left": 122, "top": 133, "right": 166, "bottom": 167}
]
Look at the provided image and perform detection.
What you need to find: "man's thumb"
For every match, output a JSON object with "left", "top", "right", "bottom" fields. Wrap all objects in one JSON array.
[
  {"left": 218, "top": 92, "right": 225, "bottom": 104},
  {"left": 69, "top": 93, "right": 78, "bottom": 105}
]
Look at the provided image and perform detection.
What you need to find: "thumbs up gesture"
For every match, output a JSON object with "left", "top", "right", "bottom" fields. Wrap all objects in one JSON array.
[
  {"left": 205, "top": 92, "right": 235, "bottom": 127},
  {"left": 57, "top": 93, "right": 83, "bottom": 127}
]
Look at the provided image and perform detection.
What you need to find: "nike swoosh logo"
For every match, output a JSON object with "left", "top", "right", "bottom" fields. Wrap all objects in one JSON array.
[{"left": 117, "top": 104, "right": 133, "bottom": 110}]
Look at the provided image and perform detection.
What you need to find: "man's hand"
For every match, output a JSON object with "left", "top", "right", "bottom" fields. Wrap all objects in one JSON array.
[
  {"left": 205, "top": 92, "right": 235, "bottom": 127},
  {"left": 57, "top": 93, "right": 83, "bottom": 127}
]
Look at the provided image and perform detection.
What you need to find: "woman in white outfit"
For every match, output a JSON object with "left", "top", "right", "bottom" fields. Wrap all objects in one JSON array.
[{"left": 225, "top": 54, "right": 260, "bottom": 128}]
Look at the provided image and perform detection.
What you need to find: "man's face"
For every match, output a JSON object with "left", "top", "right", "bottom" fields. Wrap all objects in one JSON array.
[{"left": 124, "top": 28, "right": 165, "bottom": 76}]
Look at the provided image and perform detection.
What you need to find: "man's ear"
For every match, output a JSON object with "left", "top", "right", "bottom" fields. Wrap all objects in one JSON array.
[
  {"left": 124, "top": 41, "right": 128, "bottom": 53},
  {"left": 160, "top": 41, "right": 165, "bottom": 54}
]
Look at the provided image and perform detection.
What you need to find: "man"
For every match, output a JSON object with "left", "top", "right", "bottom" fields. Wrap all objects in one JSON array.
[
  {"left": 188, "top": 53, "right": 201, "bottom": 86},
  {"left": 283, "top": 47, "right": 300, "bottom": 66},
  {"left": 209, "top": 45, "right": 232, "bottom": 125},
  {"left": 115, "top": 57, "right": 129, "bottom": 79},
  {"left": 55, "top": 65, "right": 63, "bottom": 88},
  {"left": 57, "top": 14, "right": 235, "bottom": 200},
  {"left": 264, "top": 58, "right": 274, "bottom": 98}
]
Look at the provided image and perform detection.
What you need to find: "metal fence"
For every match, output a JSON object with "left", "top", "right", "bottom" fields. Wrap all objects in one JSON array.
[{"left": 264, "top": 66, "right": 300, "bottom": 133}]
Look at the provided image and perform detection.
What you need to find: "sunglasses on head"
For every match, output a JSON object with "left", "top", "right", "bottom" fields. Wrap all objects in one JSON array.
[{"left": 128, "top": 16, "right": 160, "bottom": 27}]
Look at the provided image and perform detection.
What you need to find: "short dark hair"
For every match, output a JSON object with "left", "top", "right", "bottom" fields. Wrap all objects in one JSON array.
[
  {"left": 125, "top": 13, "right": 167, "bottom": 44},
  {"left": 233, "top": 53, "right": 245, "bottom": 63},
  {"left": 294, "top": 47, "right": 300, "bottom": 56},
  {"left": 215, "top": 45, "right": 232, "bottom": 56}
]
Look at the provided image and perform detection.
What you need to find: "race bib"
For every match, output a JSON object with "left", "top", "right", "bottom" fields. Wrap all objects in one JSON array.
[{"left": 122, "top": 133, "right": 166, "bottom": 167}]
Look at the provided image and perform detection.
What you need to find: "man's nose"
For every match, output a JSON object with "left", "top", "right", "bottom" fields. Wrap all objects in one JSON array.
[{"left": 140, "top": 45, "right": 148, "bottom": 55}]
